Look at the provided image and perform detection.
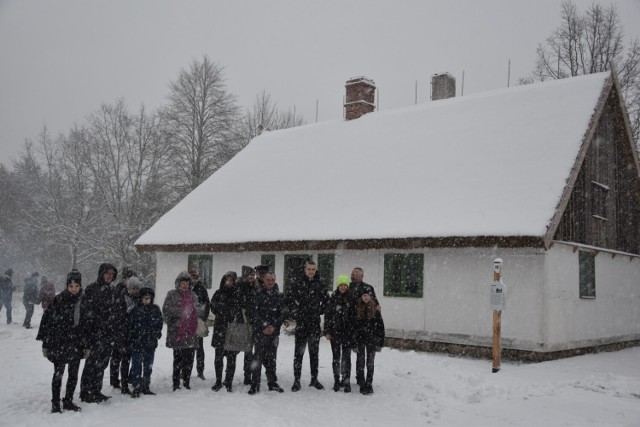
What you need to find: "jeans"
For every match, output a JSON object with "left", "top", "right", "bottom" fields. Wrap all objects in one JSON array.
[
  {"left": 330, "top": 340, "right": 351, "bottom": 383},
  {"left": 130, "top": 349, "right": 155, "bottom": 392},
  {"left": 293, "top": 333, "right": 320, "bottom": 380},
  {"left": 52, "top": 359, "right": 81, "bottom": 402},
  {"left": 0, "top": 295, "right": 12, "bottom": 324},
  {"left": 355, "top": 343, "right": 376, "bottom": 386}
]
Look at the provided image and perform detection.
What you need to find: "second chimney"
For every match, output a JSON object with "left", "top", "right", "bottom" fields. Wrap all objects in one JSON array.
[
  {"left": 431, "top": 73, "right": 456, "bottom": 101},
  {"left": 344, "top": 77, "right": 376, "bottom": 120}
]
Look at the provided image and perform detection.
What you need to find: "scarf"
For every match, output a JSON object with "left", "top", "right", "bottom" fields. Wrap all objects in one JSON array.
[{"left": 177, "top": 290, "right": 198, "bottom": 342}]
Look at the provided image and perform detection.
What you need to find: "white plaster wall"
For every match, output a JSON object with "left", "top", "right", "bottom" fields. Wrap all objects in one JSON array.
[{"left": 545, "top": 244, "right": 640, "bottom": 350}]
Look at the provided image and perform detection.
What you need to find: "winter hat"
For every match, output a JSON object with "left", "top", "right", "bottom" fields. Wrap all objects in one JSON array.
[
  {"left": 241, "top": 265, "right": 256, "bottom": 278},
  {"left": 175, "top": 271, "right": 192, "bottom": 288},
  {"left": 127, "top": 276, "right": 141, "bottom": 290},
  {"left": 336, "top": 274, "right": 350, "bottom": 288},
  {"left": 66, "top": 269, "right": 82, "bottom": 286}
]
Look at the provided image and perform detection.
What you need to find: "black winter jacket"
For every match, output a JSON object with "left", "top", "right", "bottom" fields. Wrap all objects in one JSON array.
[
  {"left": 129, "top": 299, "right": 163, "bottom": 352},
  {"left": 81, "top": 263, "right": 118, "bottom": 346},
  {"left": 210, "top": 277, "right": 246, "bottom": 348},
  {"left": 192, "top": 280, "right": 211, "bottom": 321},
  {"left": 353, "top": 300, "right": 385, "bottom": 349},
  {"left": 324, "top": 289, "right": 356, "bottom": 346},
  {"left": 37, "top": 289, "right": 86, "bottom": 363},
  {"left": 286, "top": 273, "right": 329, "bottom": 336},
  {"left": 251, "top": 286, "right": 285, "bottom": 340}
]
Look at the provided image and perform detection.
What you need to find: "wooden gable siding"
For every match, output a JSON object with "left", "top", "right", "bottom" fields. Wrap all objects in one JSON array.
[{"left": 554, "top": 87, "right": 640, "bottom": 254}]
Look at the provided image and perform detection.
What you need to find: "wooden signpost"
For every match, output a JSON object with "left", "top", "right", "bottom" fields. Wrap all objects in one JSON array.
[{"left": 491, "top": 258, "right": 505, "bottom": 373}]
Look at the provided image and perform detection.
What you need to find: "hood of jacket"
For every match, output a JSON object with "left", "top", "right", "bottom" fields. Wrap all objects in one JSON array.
[
  {"left": 97, "top": 263, "right": 118, "bottom": 285},
  {"left": 218, "top": 271, "right": 238, "bottom": 289}
]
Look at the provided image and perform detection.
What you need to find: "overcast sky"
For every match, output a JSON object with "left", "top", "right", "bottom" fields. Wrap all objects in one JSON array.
[{"left": 1, "top": 0, "right": 639, "bottom": 167}]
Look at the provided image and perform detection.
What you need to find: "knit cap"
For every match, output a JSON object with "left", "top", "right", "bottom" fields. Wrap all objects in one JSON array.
[
  {"left": 127, "top": 276, "right": 141, "bottom": 290},
  {"left": 336, "top": 274, "right": 350, "bottom": 288}
]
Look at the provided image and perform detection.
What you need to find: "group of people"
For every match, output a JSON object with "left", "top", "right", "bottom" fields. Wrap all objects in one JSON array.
[
  {"left": 33, "top": 260, "right": 385, "bottom": 414},
  {"left": 0, "top": 269, "right": 56, "bottom": 328}
]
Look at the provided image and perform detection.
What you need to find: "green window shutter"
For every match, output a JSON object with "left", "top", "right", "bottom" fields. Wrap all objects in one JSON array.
[
  {"left": 187, "top": 254, "right": 213, "bottom": 289},
  {"left": 384, "top": 253, "right": 423, "bottom": 298},
  {"left": 384, "top": 253, "right": 404, "bottom": 296},
  {"left": 317, "top": 253, "right": 335, "bottom": 292},
  {"left": 404, "top": 253, "right": 424, "bottom": 297},
  {"left": 579, "top": 251, "right": 596, "bottom": 298}
]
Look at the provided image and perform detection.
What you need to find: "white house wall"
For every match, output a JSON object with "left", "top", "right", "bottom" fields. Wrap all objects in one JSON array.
[
  {"left": 154, "top": 247, "right": 549, "bottom": 351},
  {"left": 545, "top": 243, "right": 640, "bottom": 351}
]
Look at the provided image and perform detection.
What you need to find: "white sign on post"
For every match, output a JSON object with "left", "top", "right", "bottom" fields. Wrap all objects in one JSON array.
[{"left": 490, "top": 280, "right": 505, "bottom": 310}]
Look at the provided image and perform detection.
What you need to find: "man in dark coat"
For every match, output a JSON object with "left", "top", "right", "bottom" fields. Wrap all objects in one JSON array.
[
  {"left": 189, "top": 268, "right": 211, "bottom": 380},
  {"left": 79, "top": 263, "right": 118, "bottom": 403},
  {"left": 248, "top": 271, "right": 286, "bottom": 395},
  {"left": 22, "top": 271, "right": 39, "bottom": 328},
  {"left": 109, "top": 266, "right": 135, "bottom": 393},
  {"left": 286, "top": 260, "right": 329, "bottom": 391},
  {"left": 237, "top": 265, "right": 258, "bottom": 384},
  {"left": 0, "top": 268, "right": 15, "bottom": 324}
]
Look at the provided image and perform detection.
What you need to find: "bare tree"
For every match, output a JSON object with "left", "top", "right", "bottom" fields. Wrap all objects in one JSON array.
[
  {"left": 160, "top": 55, "right": 241, "bottom": 195},
  {"left": 526, "top": 0, "right": 640, "bottom": 144},
  {"left": 238, "top": 90, "right": 305, "bottom": 147}
]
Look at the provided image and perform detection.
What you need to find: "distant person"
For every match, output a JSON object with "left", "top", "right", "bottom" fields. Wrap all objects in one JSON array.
[
  {"left": 38, "top": 276, "right": 56, "bottom": 310},
  {"left": 37, "top": 269, "right": 87, "bottom": 413},
  {"left": 189, "top": 268, "right": 211, "bottom": 380},
  {"left": 249, "top": 272, "right": 286, "bottom": 395},
  {"left": 210, "top": 271, "right": 243, "bottom": 392},
  {"left": 22, "top": 271, "right": 39, "bottom": 329},
  {"left": 324, "top": 274, "right": 355, "bottom": 392},
  {"left": 128, "top": 287, "right": 163, "bottom": 398},
  {"left": 109, "top": 266, "right": 136, "bottom": 393},
  {"left": 286, "top": 260, "right": 329, "bottom": 391},
  {"left": 79, "top": 263, "right": 118, "bottom": 403},
  {"left": 353, "top": 289, "right": 385, "bottom": 395},
  {"left": 0, "top": 268, "right": 15, "bottom": 324},
  {"left": 162, "top": 271, "right": 205, "bottom": 391}
]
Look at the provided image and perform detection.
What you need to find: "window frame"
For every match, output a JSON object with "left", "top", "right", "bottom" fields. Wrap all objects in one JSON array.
[
  {"left": 578, "top": 250, "right": 596, "bottom": 299},
  {"left": 383, "top": 253, "right": 424, "bottom": 298},
  {"left": 187, "top": 254, "right": 213, "bottom": 289}
]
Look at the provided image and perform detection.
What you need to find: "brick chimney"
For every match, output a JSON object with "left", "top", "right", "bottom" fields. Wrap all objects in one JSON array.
[
  {"left": 344, "top": 77, "right": 376, "bottom": 120},
  {"left": 431, "top": 73, "right": 456, "bottom": 101}
]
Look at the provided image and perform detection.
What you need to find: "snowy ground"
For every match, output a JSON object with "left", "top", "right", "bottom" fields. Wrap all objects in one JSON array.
[{"left": 1, "top": 301, "right": 639, "bottom": 427}]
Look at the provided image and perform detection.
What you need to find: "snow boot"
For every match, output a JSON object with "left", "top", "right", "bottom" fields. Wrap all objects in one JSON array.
[
  {"left": 211, "top": 380, "right": 223, "bottom": 391},
  {"left": 141, "top": 388, "right": 156, "bottom": 395},
  {"left": 344, "top": 383, "right": 351, "bottom": 393},
  {"left": 248, "top": 384, "right": 260, "bottom": 395},
  {"left": 268, "top": 383, "right": 284, "bottom": 393},
  {"left": 62, "top": 399, "right": 81, "bottom": 412},
  {"left": 333, "top": 376, "right": 341, "bottom": 392},
  {"left": 309, "top": 378, "right": 324, "bottom": 390},
  {"left": 51, "top": 400, "right": 61, "bottom": 414},
  {"left": 291, "top": 379, "right": 301, "bottom": 392}
]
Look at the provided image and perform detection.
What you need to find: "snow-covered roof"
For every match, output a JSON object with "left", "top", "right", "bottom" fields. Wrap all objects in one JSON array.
[{"left": 136, "top": 72, "right": 610, "bottom": 247}]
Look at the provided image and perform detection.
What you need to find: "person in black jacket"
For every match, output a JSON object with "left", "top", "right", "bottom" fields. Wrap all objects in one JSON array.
[
  {"left": 248, "top": 271, "right": 286, "bottom": 395},
  {"left": 286, "top": 260, "right": 329, "bottom": 391},
  {"left": 37, "top": 269, "right": 87, "bottom": 413},
  {"left": 353, "top": 289, "right": 385, "bottom": 395},
  {"left": 128, "top": 287, "right": 163, "bottom": 398},
  {"left": 237, "top": 265, "right": 258, "bottom": 385},
  {"left": 324, "top": 274, "right": 356, "bottom": 393},
  {"left": 210, "top": 271, "right": 243, "bottom": 392},
  {"left": 189, "top": 268, "right": 211, "bottom": 380},
  {"left": 22, "top": 271, "right": 39, "bottom": 328},
  {"left": 79, "top": 263, "right": 118, "bottom": 403},
  {"left": 109, "top": 266, "right": 136, "bottom": 393},
  {"left": 349, "top": 267, "right": 381, "bottom": 386}
]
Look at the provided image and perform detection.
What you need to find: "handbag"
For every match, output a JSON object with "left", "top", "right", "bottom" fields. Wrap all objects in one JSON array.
[
  {"left": 196, "top": 318, "right": 209, "bottom": 337},
  {"left": 224, "top": 309, "right": 253, "bottom": 352}
]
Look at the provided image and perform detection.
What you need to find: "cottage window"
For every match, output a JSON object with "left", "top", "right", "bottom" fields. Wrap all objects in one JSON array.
[
  {"left": 591, "top": 181, "right": 608, "bottom": 220},
  {"left": 579, "top": 251, "right": 596, "bottom": 299},
  {"left": 187, "top": 254, "right": 213, "bottom": 289},
  {"left": 317, "top": 253, "right": 335, "bottom": 292},
  {"left": 383, "top": 253, "right": 424, "bottom": 298},
  {"left": 260, "top": 254, "right": 276, "bottom": 273}
]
